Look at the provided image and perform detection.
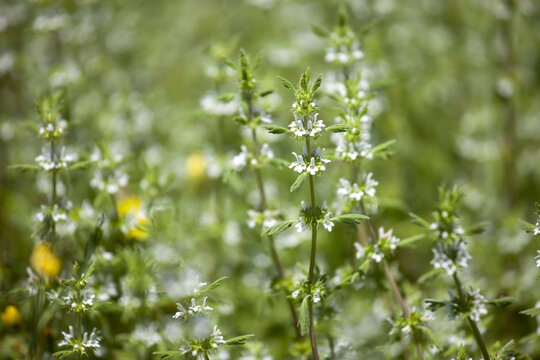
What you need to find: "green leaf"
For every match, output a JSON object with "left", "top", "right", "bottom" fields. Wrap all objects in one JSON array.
[
  {"left": 299, "top": 296, "right": 310, "bottom": 336},
  {"left": 153, "top": 351, "right": 185, "bottom": 360},
  {"left": 8, "top": 164, "right": 39, "bottom": 171},
  {"left": 69, "top": 160, "right": 93, "bottom": 170},
  {"left": 311, "top": 75, "right": 322, "bottom": 93},
  {"left": 218, "top": 93, "right": 236, "bottom": 102},
  {"left": 53, "top": 350, "right": 75, "bottom": 359},
  {"left": 258, "top": 89, "right": 274, "bottom": 97},
  {"left": 290, "top": 172, "right": 308, "bottom": 192},
  {"left": 397, "top": 234, "right": 425, "bottom": 248},
  {"left": 487, "top": 296, "right": 516, "bottom": 308},
  {"left": 371, "top": 139, "right": 396, "bottom": 159},
  {"left": 326, "top": 124, "right": 350, "bottom": 133},
  {"left": 417, "top": 325, "right": 440, "bottom": 348},
  {"left": 262, "top": 124, "right": 289, "bottom": 134},
  {"left": 225, "top": 334, "right": 255, "bottom": 345},
  {"left": 265, "top": 220, "right": 295, "bottom": 237},
  {"left": 330, "top": 214, "right": 369, "bottom": 225},
  {"left": 277, "top": 76, "right": 295, "bottom": 91},
  {"left": 198, "top": 276, "right": 228, "bottom": 295},
  {"left": 234, "top": 116, "right": 248, "bottom": 125},
  {"left": 409, "top": 212, "right": 431, "bottom": 229},
  {"left": 520, "top": 307, "right": 540, "bottom": 317},
  {"left": 311, "top": 24, "right": 329, "bottom": 37},
  {"left": 465, "top": 222, "right": 487, "bottom": 236},
  {"left": 417, "top": 268, "right": 443, "bottom": 284}
]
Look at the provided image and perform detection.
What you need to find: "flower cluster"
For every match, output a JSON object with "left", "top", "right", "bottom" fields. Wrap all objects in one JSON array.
[
  {"left": 289, "top": 146, "right": 330, "bottom": 175},
  {"left": 291, "top": 279, "right": 325, "bottom": 304},
  {"left": 354, "top": 227, "right": 400, "bottom": 264},
  {"left": 324, "top": 13, "right": 364, "bottom": 66},
  {"left": 389, "top": 308, "right": 434, "bottom": 339},
  {"left": 58, "top": 326, "right": 101, "bottom": 354},
  {"left": 173, "top": 297, "right": 213, "bottom": 320},
  {"left": 232, "top": 143, "right": 274, "bottom": 171},
  {"left": 35, "top": 146, "right": 76, "bottom": 172},
  {"left": 430, "top": 241, "right": 472, "bottom": 276},
  {"left": 295, "top": 201, "right": 334, "bottom": 233},
  {"left": 288, "top": 112, "right": 325, "bottom": 138},
  {"left": 178, "top": 325, "right": 227, "bottom": 357},
  {"left": 337, "top": 172, "right": 378, "bottom": 210}
]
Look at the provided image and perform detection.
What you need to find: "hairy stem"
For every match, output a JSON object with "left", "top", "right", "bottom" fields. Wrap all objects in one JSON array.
[
  {"left": 452, "top": 273, "right": 491, "bottom": 360},
  {"left": 305, "top": 137, "right": 320, "bottom": 360}
]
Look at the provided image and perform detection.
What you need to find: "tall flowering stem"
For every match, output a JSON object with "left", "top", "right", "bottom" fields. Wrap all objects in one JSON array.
[
  {"left": 270, "top": 68, "right": 368, "bottom": 360},
  {"left": 420, "top": 186, "right": 491, "bottom": 360},
  {"left": 228, "top": 50, "right": 301, "bottom": 339},
  {"left": 323, "top": 10, "right": 425, "bottom": 359}
]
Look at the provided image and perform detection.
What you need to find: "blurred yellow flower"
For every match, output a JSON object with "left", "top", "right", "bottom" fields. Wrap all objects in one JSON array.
[
  {"left": 117, "top": 195, "right": 149, "bottom": 240},
  {"left": 30, "top": 243, "right": 61, "bottom": 278},
  {"left": 1, "top": 305, "right": 21, "bottom": 326},
  {"left": 186, "top": 152, "right": 206, "bottom": 181},
  {"left": 117, "top": 195, "right": 142, "bottom": 219}
]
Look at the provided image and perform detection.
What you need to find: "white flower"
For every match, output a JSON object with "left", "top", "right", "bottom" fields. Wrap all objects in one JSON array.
[
  {"left": 260, "top": 143, "right": 274, "bottom": 159},
  {"left": 296, "top": 216, "right": 308, "bottom": 233},
  {"left": 211, "top": 325, "right": 226, "bottom": 345},
  {"left": 469, "top": 288, "right": 488, "bottom": 322},
  {"left": 35, "top": 146, "right": 76, "bottom": 172},
  {"left": 536, "top": 250, "right": 540, "bottom": 268},
  {"left": 378, "top": 227, "right": 399, "bottom": 250},
  {"left": 313, "top": 289, "right": 321, "bottom": 303},
  {"left": 291, "top": 290, "right": 300, "bottom": 299},
  {"left": 289, "top": 152, "right": 306, "bottom": 173},
  {"left": 233, "top": 145, "right": 249, "bottom": 171},
  {"left": 534, "top": 219, "right": 540, "bottom": 235},
  {"left": 337, "top": 178, "right": 352, "bottom": 197},
  {"left": 200, "top": 93, "right": 239, "bottom": 116},
  {"left": 354, "top": 242, "right": 365, "bottom": 259},
  {"left": 323, "top": 212, "right": 334, "bottom": 232},
  {"left": 306, "top": 157, "right": 318, "bottom": 175},
  {"left": 431, "top": 247, "right": 456, "bottom": 275},
  {"left": 371, "top": 244, "right": 384, "bottom": 263}
]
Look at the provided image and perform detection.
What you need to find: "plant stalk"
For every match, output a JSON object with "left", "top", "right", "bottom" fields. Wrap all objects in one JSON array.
[
  {"left": 305, "top": 137, "right": 320, "bottom": 360},
  {"left": 452, "top": 273, "right": 491, "bottom": 360}
]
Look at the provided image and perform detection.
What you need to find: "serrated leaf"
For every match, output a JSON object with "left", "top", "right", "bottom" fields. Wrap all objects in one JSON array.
[
  {"left": 520, "top": 307, "right": 540, "bottom": 317},
  {"left": 225, "top": 334, "right": 255, "bottom": 345},
  {"left": 265, "top": 220, "right": 295, "bottom": 237},
  {"left": 311, "top": 75, "right": 322, "bottom": 93},
  {"left": 262, "top": 125, "right": 289, "bottom": 134},
  {"left": 299, "top": 295, "right": 310, "bottom": 336},
  {"left": 371, "top": 139, "right": 396, "bottom": 158},
  {"left": 397, "top": 234, "right": 424, "bottom": 248},
  {"left": 330, "top": 214, "right": 369, "bottom": 225},
  {"left": 326, "top": 124, "right": 350, "bottom": 133},
  {"left": 290, "top": 172, "right": 308, "bottom": 192},
  {"left": 277, "top": 76, "right": 295, "bottom": 91}
]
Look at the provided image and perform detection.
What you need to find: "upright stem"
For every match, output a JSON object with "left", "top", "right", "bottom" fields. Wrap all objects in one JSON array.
[
  {"left": 246, "top": 94, "right": 301, "bottom": 339},
  {"left": 452, "top": 274, "right": 491, "bottom": 360},
  {"left": 305, "top": 137, "right": 320, "bottom": 360}
]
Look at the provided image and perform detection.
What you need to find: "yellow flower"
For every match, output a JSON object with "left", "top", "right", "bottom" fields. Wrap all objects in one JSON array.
[
  {"left": 117, "top": 195, "right": 142, "bottom": 219},
  {"left": 1, "top": 305, "right": 21, "bottom": 326},
  {"left": 127, "top": 216, "right": 150, "bottom": 240},
  {"left": 30, "top": 242, "right": 61, "bottom": 278},
  {"left": 186, "top": 152, "right": 206, "bottom": 181},
  {"left": 117, "top": 195, "right": 150, "bottom": 240}
]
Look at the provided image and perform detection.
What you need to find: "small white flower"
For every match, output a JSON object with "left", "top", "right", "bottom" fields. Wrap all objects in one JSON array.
[
  {"left": 289, "top": 152, "right": 306, "bottom": 173},
  {"left": 306, "top": 157, "right": 318, "bottom": 175},
  {"left": 260, "top": 143, "right": 274, "bottom": 159},
  {"left": 233, "top": 145, "right": 249, "bottom": 171},
  {"left": 323, "top": 212, "right": 334, "bottom": 232},
  {"left": 536, "top": 250, "right": 540, "bottom": 268},
  {"left": 313, "top": 289, "right": 321, "bottom": 303},
  {"left": 371, "top": 244, "right": 384, "bottom": 263},
  {"left": 296, "top": 216, "right": 308, "bottom": 232},
  {"left": 291, "top": 289, "right": 300, "bottom": 299},
  {"left": 354, "top": 242, "right": 365, "bottom": 259}
]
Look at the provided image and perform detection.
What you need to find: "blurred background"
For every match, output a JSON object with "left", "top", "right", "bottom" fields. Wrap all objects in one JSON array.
[{"left": 1, "top": 0, "right": 540, "bottom": 359}]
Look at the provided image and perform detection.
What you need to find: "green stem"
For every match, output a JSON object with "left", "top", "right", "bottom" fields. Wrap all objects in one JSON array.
[
  {"left": 452, "top": 274, "right": 491, "bottom": 360},
  {"left": 305, "top": 137, "right": 320, "bottom": 360}
]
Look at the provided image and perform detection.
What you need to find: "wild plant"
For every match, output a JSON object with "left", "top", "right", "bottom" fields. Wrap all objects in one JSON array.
[
  {"left": 265, "top": 68, "right": 368, "bottom": 360},
  {"left": 414, "top": 186, "right": 521, "bottom": 359},
  {"left": 225, "top": 49, "right": 302, "bottom": 340},
  {"left": 320, "top": 9, "right": 427, "bottom": 358}
]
